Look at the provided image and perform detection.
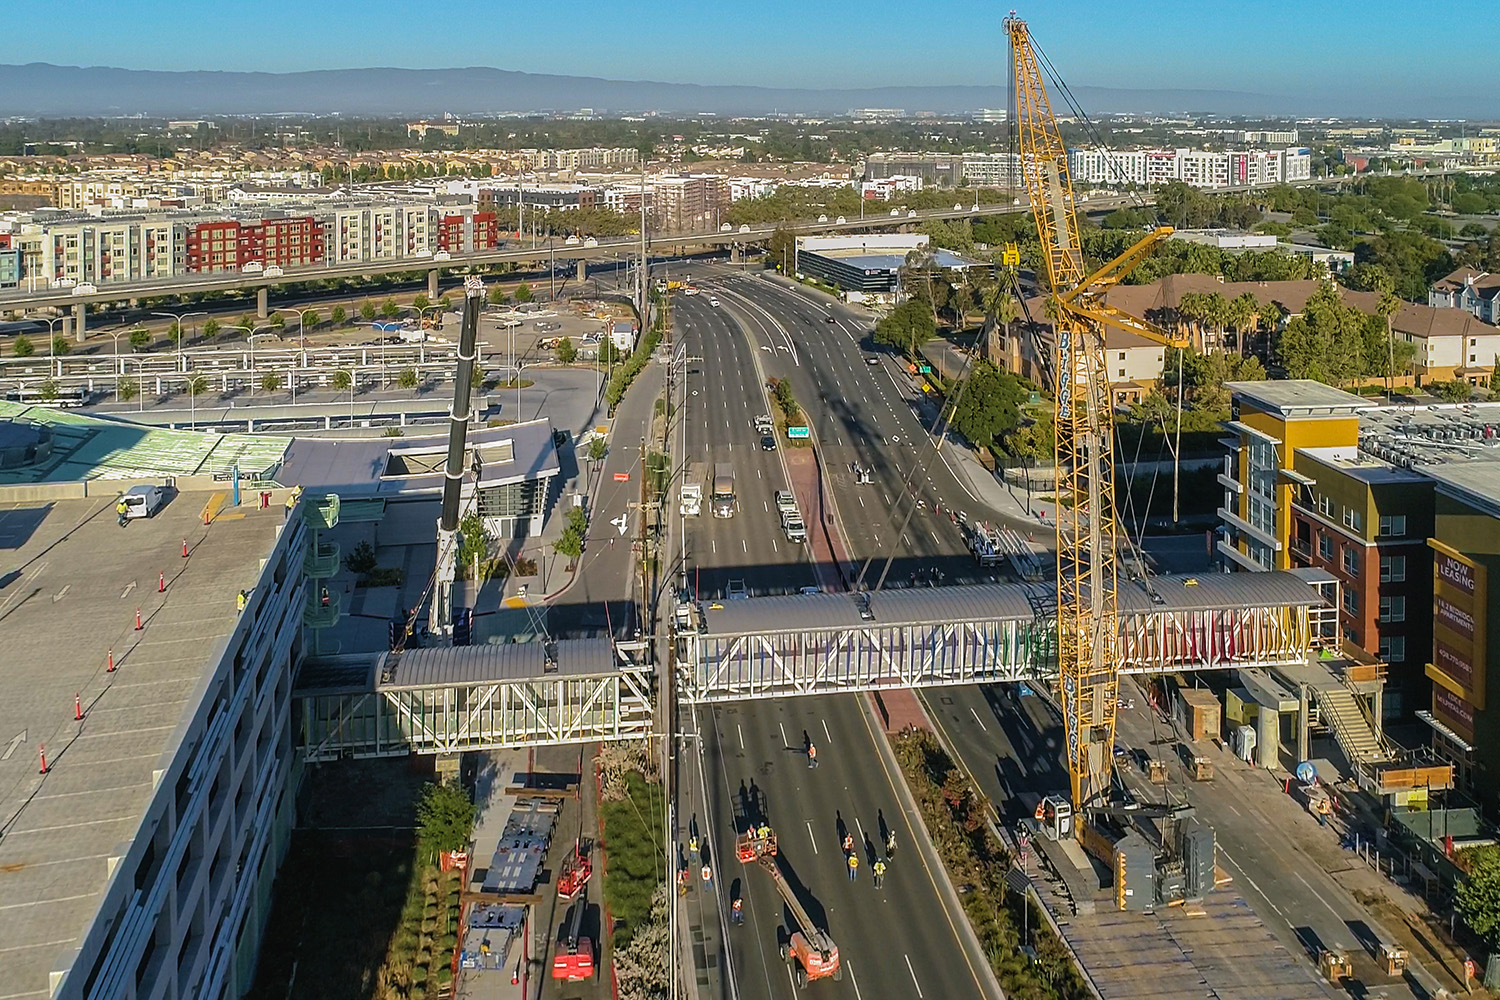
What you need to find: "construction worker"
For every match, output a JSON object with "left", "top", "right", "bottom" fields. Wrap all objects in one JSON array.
[
  {"left": 757, "top": 823, "right": 770, "bottom": 842},
  {"left": 678, "top": 865, "right": 690, "bottom": 895},
  {"left": 731, "top": 897, "right": 744, "bottom": 925},
  {"left": 701, "top": 864, "right": 712, "bottom": 884},
  {"left": 873, "top": 859, "right": 887, "bottom": 888},
  {"left": 236, "top": 590, "right": 248, "bottom": 613},
  {"left": 886, "top": 830, "right": 897, "bottom": 858},
  {"left": 689, "top": 835, "right": 698, "bottom": 856},
  {"left": 116, "top": 498, "right": 130, "bottom": 527},
  {"left": 320, "top": 587, "right": 331, "bottom": 608},
  {"left": 842, "top": 832, "right": 854, "bottom": 854},
  {"left": 284, "top": 484, "right": 303, "bottom": 511},
  {"left": 807, "top": 743, "right": 818, "bottom": 768},
  {"left": 847, "top": 853, "right": 858, "bottom": 882}
]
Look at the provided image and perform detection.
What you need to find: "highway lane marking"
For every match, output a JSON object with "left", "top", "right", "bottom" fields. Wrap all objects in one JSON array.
[
  {"left": 1295, "top": 871, "right": 1345, "bottom": 922},
  {"left": 737, "top": 724, "right": 744, "bottom": 750},
  {"left": 742, "top": 539, "right": 748, "bottom": 553},
  {"left": 855, "top": 815, "right": 865, "bottom": 845},
  {"left": 806, "top": 820, "right": 818, "bottom": 854},
  {"left": 858, "top": 496, "right": 865, "bottom": 507},
  {"left": 847, "top": 961, "right": 865, "bottom": 1000},
  {"left": 712, "top": 539, "right": 717, "bottom": 553},
  {"left": 904, "top": 954, "right": 924, "bottom": 998},
  {"left": 1217, "top": 847, "right": 1282, "bottom": 916},
  {"left": 969, "top": 707, "right": 987, "bottom": 732},
  {"left": 822, "top": 719, "right": 832, "bottom": 745},
  {"left": 772, "top": 539, "right": 778, "bottom": 553},
  {"left": 779, "top": 722, "right": 789, "bottom": 748}
]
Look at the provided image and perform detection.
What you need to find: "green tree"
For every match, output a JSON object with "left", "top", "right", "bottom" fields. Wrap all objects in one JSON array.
[
  {"left": 238, "top": 313, "right": 256, "bottom": 334},
  {"left": 267, "top": 312, "right": 284, "bottom": 333},
  {"left": 588, "top": 435, "right": 608, "bottom": 462},
  {"left": 874, "top": 300, "right": 937, "bottom": 355},
  {"left": 1004, "top": 411, "right": 1054, "bottom": 462},
  {"left": 37, "top": 379, "right": 59, "bottom": 402},
  {"left": 360, "top": 300, "right": 377, "bottom": 323},
  {"left": 259, "top": 372, "right": 284, "bottom": 393},
  {"left": 488, "top": 287, "right": 509, "bottom": 306},
  {"left": 378, "top": 298, "right": 398, "bottom": 319},
  {"left": 439, "top": 295, "right": 453, "bottom": 311},
  {"left": 552, "top": 505, "right": 589, "bottom": 560},
  {"left": 51, "top": 335, "right": 70, "bottom": 356},
  {"left": 515, "top": 282, "right": 533, "bottom": 303},
  {"left": 128, "top": 328, "right": 151, "bottom": 351},
  {"left": 766, "top": 227, "right": 796, "bottom": 272},
  {"left": 302, "top": 309, "right": 320, "bottom": 330},
  {"left": 457, "top": 512, "right": 489, "bottom": 578},
  {"left": 398, "top": 367, "right": 419, "bottom": 390},
  {"left": 12, "top": 334, "right": 33, "bottom": 358},
  {"left": 1436, "top": 379, "right": 1475, "bottom": 402},
  {"left": 116, "top": 376, "right": 139, "bottom": 402},
  {"left": 167, "top": 320, "right": 182, "bottom": 345},
  {"left": 415, "top": 781, "right": 476, "bottom": 862},
  {"left": 186, "top": 375, "right": 209, "bottom": 396},
  {"left": 946, "top": 359, "right": 1027, "bottom": 451},
  {"left": 413, "top": 293, "right": 430, "bottom": 311},
  {"left": 331, "top": 305, "right": 348, "bottom": 327},
  {"left": 557, "top": 337, "right": 577, "bottom": 363},
  {"left": 202, "top": 317, "right": 220, "bottom": 340},
  {"left": 331, "top": 369, "right": 353, "bottom": 391}
]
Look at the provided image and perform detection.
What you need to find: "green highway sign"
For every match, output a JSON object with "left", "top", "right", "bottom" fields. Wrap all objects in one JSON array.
[
  {"left": 788, "top": 426, "right": 811, "bottom": 439},
  {"left": 918, "top": 365, "right": 932, "bottom": 374}
]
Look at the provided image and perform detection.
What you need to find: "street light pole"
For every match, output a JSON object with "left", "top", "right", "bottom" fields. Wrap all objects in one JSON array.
[{"left": 153, "top": 309, "right": 205, "bottom": 376}]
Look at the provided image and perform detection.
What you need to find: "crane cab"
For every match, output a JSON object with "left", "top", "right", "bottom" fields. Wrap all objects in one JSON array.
[{"left": 551, "top": 941, "right": 594, "bottom": 981}]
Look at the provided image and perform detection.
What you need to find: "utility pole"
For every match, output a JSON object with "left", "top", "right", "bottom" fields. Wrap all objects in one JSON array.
[{"left": 639, "top": 164, "right": 649, "bottom": 329}]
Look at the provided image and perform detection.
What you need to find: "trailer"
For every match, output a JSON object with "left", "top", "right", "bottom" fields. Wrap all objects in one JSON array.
[
  {"left": 556, "top": 840, "right": 592, "bottom": 900},
  {"left": 739, "top": 827, "right": 841, "bottom": 987},
  {"left": 970, "top": 521, "right": 1005, "bottom": 567}
]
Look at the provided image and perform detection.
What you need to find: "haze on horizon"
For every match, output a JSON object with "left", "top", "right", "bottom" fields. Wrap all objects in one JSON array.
[{"left": 12, "top": 0, "right": 1497, "bottom": 117}]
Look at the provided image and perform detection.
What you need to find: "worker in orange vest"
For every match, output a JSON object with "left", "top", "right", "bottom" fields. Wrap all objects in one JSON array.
[{"left": 807, "top": 743, "right": 818, "bottom": 769}]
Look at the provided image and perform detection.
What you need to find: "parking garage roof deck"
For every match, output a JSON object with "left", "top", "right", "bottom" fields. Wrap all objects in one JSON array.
[{"left": 0, "top": 494, "right": 287, "bottom": 999}]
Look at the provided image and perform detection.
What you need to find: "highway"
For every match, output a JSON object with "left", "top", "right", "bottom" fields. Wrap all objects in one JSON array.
[
  {"left": 0, "top": 203, "right": 1047, "bottom": 311},
  {"left": 674, "top": 292, "right": 817, "bottom": 600},
  {"left": 709, "top": 270, "right": 1024, "bottom": 589},
  {"left": 671, "top": 285, "right": 999, "bottom": 1000}
]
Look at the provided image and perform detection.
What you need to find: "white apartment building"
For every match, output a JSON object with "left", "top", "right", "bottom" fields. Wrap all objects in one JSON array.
[
  {"left": 960, "top": 152, "right": 1022, "bottom": 187},
  {"left": 861, "top": 176, "right": 924, "bottom": 200},
  {"left": 727, "top": 177, "right": 778, "bottom": 202},
  {"left": 1068, "top": 147, "right": 1312, "bottom": 189}
]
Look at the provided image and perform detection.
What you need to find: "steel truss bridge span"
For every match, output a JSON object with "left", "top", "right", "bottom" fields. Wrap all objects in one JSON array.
[{"left": 292, "top": 572, "right": 1335, "bottom": 756}]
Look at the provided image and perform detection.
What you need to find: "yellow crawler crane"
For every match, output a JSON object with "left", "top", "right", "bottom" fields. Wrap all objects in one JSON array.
[{"left": 1006, "top": 13, "right": 1187, "bottom": 815}]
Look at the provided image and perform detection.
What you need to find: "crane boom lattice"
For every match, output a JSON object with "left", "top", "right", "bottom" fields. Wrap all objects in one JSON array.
[{"left": 1006, "top": 14, "right": 1184, "bottom": 814}]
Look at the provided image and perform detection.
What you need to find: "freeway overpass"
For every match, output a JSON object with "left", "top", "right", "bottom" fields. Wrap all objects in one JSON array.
[
  {"left": 8, "top": 162, "right": 1491, "bottom": 319},
  {"left": 0, "top": 200, "right": 1067, "bottom": 315}
]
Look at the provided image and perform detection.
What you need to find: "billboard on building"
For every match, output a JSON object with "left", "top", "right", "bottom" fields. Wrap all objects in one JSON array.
[{"left": 1429, "top": 539, "right": 1486, "bottom": 710}]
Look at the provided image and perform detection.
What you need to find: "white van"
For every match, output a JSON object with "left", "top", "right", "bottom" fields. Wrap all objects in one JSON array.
[{"left": 122, "top": 484, "right": 166, "bottom": 519}]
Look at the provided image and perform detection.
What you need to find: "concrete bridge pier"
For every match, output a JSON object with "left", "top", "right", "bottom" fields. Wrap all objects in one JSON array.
[
  {"left": 256, "top": 287, "right": 269, "bottom": 320},
  {"left": 73, "top": 302, "right": 86, "bottom": 342},
  {"left": 576, "top": 259, "right": 587, "bottom": 283},
  {"left": 428, "top": 268, "right": 439, "bottom": 300},
  {"left": 729, "top": 245, "right": 742, "bottom": 264}
]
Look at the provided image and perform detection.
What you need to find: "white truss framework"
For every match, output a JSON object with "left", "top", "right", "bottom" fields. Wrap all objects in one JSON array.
[
  {"left": 298, "top": 668, "right": 653, "bottom": 759},
  {"left": 683, "top": 601, "right": 1317, "bottom": 704}
]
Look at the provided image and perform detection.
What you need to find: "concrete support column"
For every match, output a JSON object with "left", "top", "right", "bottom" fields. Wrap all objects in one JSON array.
[
  {"left": 576, "top": 259, "right": 587, "bottom": 283},
  {"left": 729, "top": 246, "right": 742, "bottom": 264},
  {"left": 1297, "top": 681, "right": 1310, "bottom": 766},
  {"left": 256, "top": 287, "right": 269, "bottom": 320},
  {"left": 428, "top": 269, "right": 439, "bottom": 300},
  {"left": 1372, "top": 686, "right": 1385, "bottom": 736},
  {"left": 73, "top": 302, "right": 86, "bottom": 342}
]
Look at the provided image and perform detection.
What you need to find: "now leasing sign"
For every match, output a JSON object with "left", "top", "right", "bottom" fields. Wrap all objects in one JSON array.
[{"left": 1429, "top": 538, "right": 1487, "bottom": 709}]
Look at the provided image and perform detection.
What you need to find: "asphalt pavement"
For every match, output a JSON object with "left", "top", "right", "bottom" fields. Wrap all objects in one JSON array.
[
  {"left": 710, "top": 271, "right": 1008, "bottom": 589},
  {"left": 694, "top": 694, "right": 999, "bottom": 1000}
]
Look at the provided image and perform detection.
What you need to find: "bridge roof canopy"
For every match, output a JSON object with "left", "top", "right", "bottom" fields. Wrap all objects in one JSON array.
[
  {"left": 696, "top": 572, "right": 1324, "bottom": 638},
  {"left": 375, "top": 637, "right": 619, "bottom": 690}
]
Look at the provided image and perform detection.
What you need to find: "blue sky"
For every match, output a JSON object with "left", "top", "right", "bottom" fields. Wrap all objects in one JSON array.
[{"left": 14, "top": 0, "right": 1496, "bottom": 104}]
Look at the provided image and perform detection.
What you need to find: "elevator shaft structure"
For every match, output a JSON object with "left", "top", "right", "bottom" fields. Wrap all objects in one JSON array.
[{"left": 429, "top": 277, "right": 486, "bottom": 640}]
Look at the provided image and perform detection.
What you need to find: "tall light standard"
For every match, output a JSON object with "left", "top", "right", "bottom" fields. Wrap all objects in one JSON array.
[
  {"left": 223, "top": 323, "right": 274, "bottom": 396},
  {"left": 152, "top": 309, "right": 205, "bottom": 375},
  {"left": 283, "top": 306, "right": 320, "bottom": 404},
  {"left": 107, "top": 329, "right": 129, "bottom": 403},
  {"left": 24, "top": 315, "right": 66, "bottom": 378}
]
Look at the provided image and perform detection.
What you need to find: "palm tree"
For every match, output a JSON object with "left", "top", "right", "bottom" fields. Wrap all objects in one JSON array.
[
  {"left": 1176, "top": 292, "right": 1207, "bottom": 349},
  {"left": 1226, "top": 293, "right": 1257, "bottom": 357},
  {"left": 1202, "top": 291, "right": 1230, "bottom": 351}
]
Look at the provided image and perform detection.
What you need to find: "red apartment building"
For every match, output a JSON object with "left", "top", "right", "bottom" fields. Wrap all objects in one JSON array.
[{"left": 185, "top": 216, "right": 324, "bottom": 273}]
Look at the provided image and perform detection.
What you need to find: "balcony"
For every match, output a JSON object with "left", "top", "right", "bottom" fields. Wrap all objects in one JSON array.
[
  {"left": 303, "top": 589, "right": 341, "bottom": 629},
  {"left": 1289, "top": 537, "right": 1313, "bottom": 561},
  {"left": 1217, "top": 472, "right": 1243, "bottom": 494},
  {"left": 303, "top": 539, "right": 341, "bottom": 580}
]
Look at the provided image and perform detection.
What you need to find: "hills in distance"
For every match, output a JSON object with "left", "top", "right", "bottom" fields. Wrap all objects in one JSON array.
[{"left": 0, "top": 63, "right": 1490, "bottom": 119}]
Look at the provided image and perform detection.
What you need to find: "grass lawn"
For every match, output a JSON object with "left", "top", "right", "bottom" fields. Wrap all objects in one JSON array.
[{"left": 599, "top": 771, "right": 667, "bottom": 948}]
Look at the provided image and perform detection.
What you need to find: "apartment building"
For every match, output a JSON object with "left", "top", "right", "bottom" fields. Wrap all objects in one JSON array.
[
  {"left": 1429, "top": 266, "right": 1500, "bottom": 325},
  {"left": 1068, "top": 147, "right": 1312, "bottom": 189},
  {"left": 1285, "top": 445, "right": 1435, "bottom": 719},
  {"left": 863, "top": 153, "right": 964, "bottom": 187},
  {"left": 991, "top": 295, "right": 1166, "bottom": 405}
]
